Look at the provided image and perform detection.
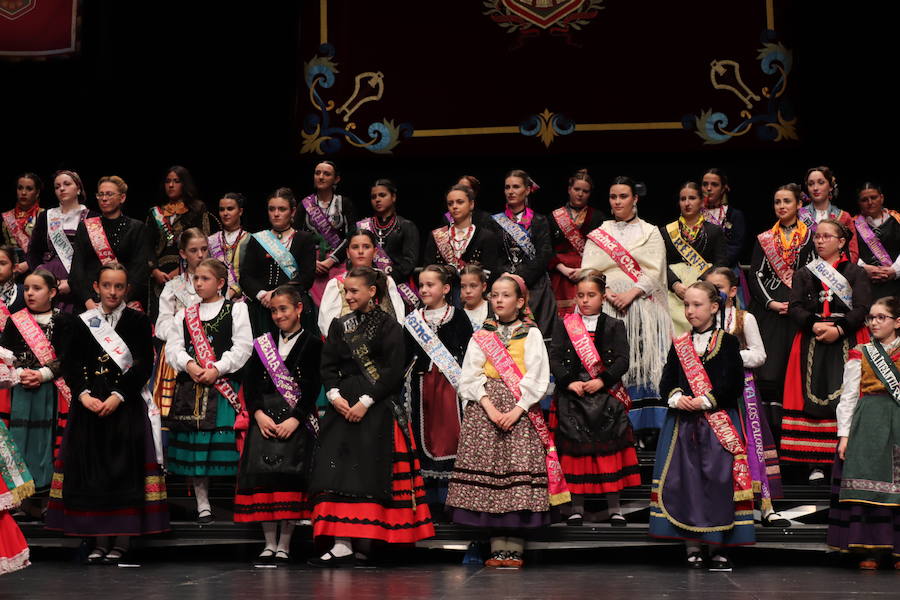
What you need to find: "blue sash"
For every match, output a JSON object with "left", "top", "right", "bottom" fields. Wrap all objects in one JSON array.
[
  {"left": 253, "top": 230, "right": 299, "bottom": 279},
  {"left": 403, "top": 309, "right": 462, "bottom": 390},
  {"left": 492, "top": 213, "right": 536, "bottom": 259}
]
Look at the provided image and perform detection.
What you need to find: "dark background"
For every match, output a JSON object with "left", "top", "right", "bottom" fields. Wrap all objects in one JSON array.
[{"left": 0, "top": 1, "right": 894, "bottom": 262}]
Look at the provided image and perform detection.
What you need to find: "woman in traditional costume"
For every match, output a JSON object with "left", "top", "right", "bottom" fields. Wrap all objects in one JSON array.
[
  {"left": 828, "top": 295, "right": 900, "bottom": 569},
  {"left": 782, "top": 218, "right": 871, "bottom": 483},
  {"left": 649, "top": 281, "right": 753, "bottom": 571},
  {"left": 0, "top": 247, "right": 25, "bottom": 427},
  {"left": 0, "top": 413, "right": 33, "bottom": 575},
  {"left": 208, "top": 193, "right": 250, "bottom": 302},
  {"left": 356, "top": 179, "right": 421, "bottom": 312},
  {"left": 165, "top": 258, "right": 252, "bottom": 523},
  {"left": 308, "top": 266, "right": 434, "bottom": 567},
  {"left": 295, "top": 161, "right": 354, "bottom": 306},
  {"left": 26, "top": 170, "right": 96, "bottom": 313},
  {"left": 853, "top": 182, "right": 900, "bottom": 300},
  {"left": 46, "top": 263, "right": 169, "bottom": 564},
  {"left": 404, "top": 265, "right": 473, "bottom": 514},
  {"left": 3, "top": 173, "right": 43, "bottom": 277},
  {"left": 800, "top": 166, "right": 858, "bottom": 262},
  {"left": 240, "top": 187, "right": 316, "bottom": 336},
  {"left": 580, "top": 176, "right": 672, "bottom": 433},
  {"left": 547, "top": 169, "right": 607, "bottom": 319},
  {"left": 446, "top": 274, "right": 559, "bottom": 569},
  {"left": 662, "top": 181, "right": 726, "bottom": 335},
  {"left": 145, "top": 166, "right": 216, "bottom": 320},
  {"left": 234, "top": 285, "right": 322, "bottom": 565},
  {"left": 701, "top": 169, "right": 748, "bottom": 307},
  {"left": 549, "top": 269, "right": 639, "bottom": 527}
]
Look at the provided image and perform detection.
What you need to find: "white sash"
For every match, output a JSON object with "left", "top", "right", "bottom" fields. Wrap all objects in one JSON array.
[
  {"left": 80, "top": 308, "right": 134, "bottom": 373},
  {"left": 806, "top": 259, "right": 853, "bottom": 309},
  {"left": 403, "top": 309, "right": 462, "bottom": 390},
  {"left": 47, "top": 207, "right": 80, "bottom": 273}
]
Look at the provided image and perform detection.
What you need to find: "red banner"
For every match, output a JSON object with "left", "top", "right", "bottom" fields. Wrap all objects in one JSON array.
[{"left": 0, "top": 0, "right": 80, "bottom": 58}]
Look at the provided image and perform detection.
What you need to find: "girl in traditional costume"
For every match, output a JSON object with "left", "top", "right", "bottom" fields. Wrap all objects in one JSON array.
[
  {"left": 828, "top": 295, "right": 900, "bottom": 569},
  {"left": 424, "top": 184, "right": 500, "bottom": 306},
  {"left": 748, "top": 184, "right": 817, "bottom": 444},
  {"left": 854, "top": 182, "right": 900, "bottom": 300},
  {"left": 580, "top": 176, "right": 672, "bottom": 433},
  {"left": 208, "top": 193, "right": 250, "bottom": 302},
  {"left": 317, "top": 229, "right": 405, "bottom": 336},
  {"left": 146, "top": 166, "right": 216, "bottom": 321},
  {"left": 1, "top": 270, "right": 77, "bottom": 518},
  {"left": 308, "top": 266, "right": 434, "bottom": 567},
  {"left": 240, "top": 187, "right": 316, "bottom": 337},
  {"left": 460, "top": 264, "right": 489, "bottom": 332},
  {"left": 782, "top": 219, "right": 871, "bottom": 483},
  {"left": 649, "top": 281, "right": 753, "bottom": 571},
  {"left": 165, "top": 258, "right": 253, "bottom": 523},
  {"left": 296, "top": 161, "right": 354, "bottom": 306},
  {"left": 701, "top": 169, "right": 748, "bottom": 307},
  {"left": 26, "top": 170, "right": 96, "bottom": 313},
  {"left": 46, "top": 263, "right": 169, "bottom": 564},
  {"left": 446, "top": 274, "right": 559, "bottom": 569},
  {"left": 548, "top": 170, "right": 607, "bottom": 319},
  {"left": 235, "top": 285, "right": 322, "bottom": 565},
  {"left": 3, "top": 173, "right": 43, "bottom": 276},
  {"left": 801, "top": 166, "right": 858, "bottom": 262},
  {"left": 0, "top": 414, "right": 33, "bottom": 575},
  {"left": 404, "top": 265, "right": 473, "bottom": 513},
  {"left": 0, "top": 247, "right": 25, "bottom": 427},
  {"left": 356, "top": 179, "right": 421, "bottom": 312},
  {"left": 549, "top": 269, "right": 640, "bottom": 526},
  {"left": 704, "top": 267, "right": 788, "bottom": 527},
  {"left": 662, "top": 181, "right": 727, "bottom": 335}
]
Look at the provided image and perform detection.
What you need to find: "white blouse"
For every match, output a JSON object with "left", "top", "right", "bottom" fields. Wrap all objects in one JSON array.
[
  {"left": 458, "top": 327, "right": 550, "bottom": 411},
  {"left": 724, "top": 307, "right": 767, "bottom": 369},
  {"left": 155, "top": 274, "right": 199, "bottom": 342},
  {"left": 464, "top": 301, "right": 489, "bottom": 331},
  {"left": 317, "top": 275, "right": 405, "bottom": 336},
  {"left": 166, "top": 298, "right": 252, "bottom": 375},
  {"left": 836, "top": 337, "right": 900, "bottom": 437}
]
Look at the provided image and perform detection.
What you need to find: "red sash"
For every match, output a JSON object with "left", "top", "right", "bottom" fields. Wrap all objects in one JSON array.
[
  {"left": 671, "top": 332, "right": 753, "bottom": 501},
  {"left": 183, "top": 304, "right": 241, "bottom": 413},
  {"left": 586, "top": 228, "right": 642, "bottom": 283},
  {"left": 85, "top": 216, "right": 117, "bottom": 265},
  {"left": 472, "top": 329, "right": 570, "bottom": 506},
  {"left": 757, "top": 229, "right": 794, "bottom": 288},
  {"left": 431, "top": 227, "right": 465, "bottom": 270},
  {"left": 552, "top": 207, "right": 586, "bottom": 254},
  {"left": 2, "top": 210, "right": 30, "bottom": 251},
  {"left": 562, "top": 313, "right": 631, "bottom": 410},
  {"left": 9, "top": 309, "right": 71, "bottom": 409}
]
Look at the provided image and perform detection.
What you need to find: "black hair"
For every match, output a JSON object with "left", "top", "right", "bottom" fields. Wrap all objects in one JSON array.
[
  {"left": 268, "top": 187, "right": 297, "bottom": 209},
  {"left": 345, "top": 266, "right": 388, "bottom": 304},
  {"left": 271, "top": 284, "right": 304, "bottom": 306},
  {"left": 704, "top": 266, "right": 738, "bottom": 287},
  {"left": 372, "top": 178, "right": 398, "bottom": 197},
  {"left": 96, "top": 262, "right": 128, "bottom": 282},
  {"left": 447, "top": 184, "right": 475, "bottom": 204},
  {"left": 420, "top": 264, "right": 451, "bottom": 286},
  {"left": 220, "top": 192, "right": 246, "bottom": 209},
  {"left": 159, "top": 165, "right": 203, "bottom": 212},
  {"left": 0, "top": 245, "right": 17, "bottom": 266},
  {"left": 17, "top": 172, "right": 43, "bottom": 194}
]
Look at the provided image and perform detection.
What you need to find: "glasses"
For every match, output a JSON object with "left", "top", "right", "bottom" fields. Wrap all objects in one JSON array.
[
  {"left": 813, "top": 234, "right": 839, "bottom": 241},
  {"left": 866, "top": 314, "right": 894, "bottom": 324},
  {"left": 96, "top": 192, "right": 119, "bottom": 199}
]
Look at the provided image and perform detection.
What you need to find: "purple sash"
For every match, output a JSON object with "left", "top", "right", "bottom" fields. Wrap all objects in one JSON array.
[
  {"left": 252, "top": 332, "right": 318, "bottom": 437},
  {"left": 301, "top": 194, "right": 342, "bottom": 251},
  {"left": 741, "top": 370, "right": 771, "bottom": 504},
  {"left": 854, "top": 214, "right": 893, "bottom": 267}
]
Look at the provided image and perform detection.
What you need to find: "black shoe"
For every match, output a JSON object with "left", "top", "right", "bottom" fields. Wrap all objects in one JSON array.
[
  {"left": 255, "top": 548, "right": 276, "bottom": 565},
  {"left": 87, "top": 547, "right": 108, "bottom": 565},
  {"left": 608, "top": 513, "right": 627, "bottom": 527},
  {"left": 102, "top": 546, "right": 128, "bottom": 566},
  {"left": 197, "top": 509, "right": 215, "bottom": 525},
  {"left": 761, "top": 512, "right": 791, "bottom": 528},
  {"left": 566, "top": 514, "right": 584, "bottom": 527},
  {"left": 708, "top": 556, "right": 733, "bottom": 572},
  {"left": 273, "top": 550, "right": 290, "bottom": 564},
  {"left": 308, "top": 551, "right": 355, "bottom": 568},
  {"left": 686, "top": 551, "right": 706, "bottom": 569}
]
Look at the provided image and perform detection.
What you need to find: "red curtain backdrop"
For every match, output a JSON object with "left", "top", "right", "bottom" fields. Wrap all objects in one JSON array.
[{"left": 0, "top": 0, "right": 79, "bottom": 58}]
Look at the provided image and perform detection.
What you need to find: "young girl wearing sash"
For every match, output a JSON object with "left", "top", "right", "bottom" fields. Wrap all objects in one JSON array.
[
  {"left": 234, "top": 285, "right": 322, "bottom": 565},
  {"left": 317, "top": 229, "right": 405, "bottom": 336},
  {"left": 650, "top": 281, "right": 752, "bottom": 571},
  {"left": 69, "top": 176, "right": 151, "bottom": 312},
  {"left": 854, "top": 182, "right": 900, "bottom": 300},
  {"left": 701, "top": 169, "right": 748, "bottom": 307},
  {"left": 494, "top": 170, "right": 558, "bottom": 340},
  {"left": 165, "top": 258, "right": 253, "bottom": 524},
  {"left": 404, "top": 265, "right": 473, "bottom": 514},
  {"left": 828, "top": 296, "right": 900, "bottom": 569},
  {"left": 549, "top": 269, "right": 639, "bottom": 527},
  {"left": 0, "top": 270, "right": 77, "bottom": 518},
  {"left": 748, "top": 184, "right": 817, "bottom": 444},
  {"left": 446, "top": 274, "right": 557, "bottom": 569},
  {"left": 209, "top": 193, "right": 250, "bottom": 302},
  {"left": 146, "top": 166, "right": 216, "bottom": 321},
  {"left": 783, "top": 218, "right": 871, "bottom": 483},
  {"left": 46, "top": 263, "right": 169, "bottom": 564},
  {"left": 704, "top": 267, "right": 788, "bottom": 527},
  {"left": 308, "top": 266, "right": 433, "bottom": 567},
  {"left": 3, "top": 173, "right": 43, "bottom": 275},
  {"left": 26, "top": 170, "right": 96, "bottom": 313},
  {"left": 357, "top": 179, "right": 422, "bottom": 311},
  {"left": 801, "top": 166, "right": 858, "bottom": 262},
  {"left": 0, "top": 415, "right": 33, "bottom": 575},
  {"left": 460, "top": 264, "right": 489, "bottom": 331},
  {"left": 0, "top": 247, "right": 25, "bottom": 427},
  {"left": 548, "top": 169, "right": 607, "bottom": 319},
  {"left": 662, "top": 181, "right": 727, "bottom": 335},
  {"left": 580, "top": 176, "right": 672, "bottom": 433},
  {"left": 424, "top": 184, "right": 500, "bottom": 306},
  {"left": 241, "top": 187, "right": 316, "bottom": 337},
  {"left": 296, "top": 161, "right": 354, "bottom": 306}
]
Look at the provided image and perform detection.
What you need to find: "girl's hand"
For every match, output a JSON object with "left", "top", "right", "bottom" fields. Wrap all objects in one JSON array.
[
  {"left": 275, "top": 417, "right": 300, "bottom": 439},
  {"left": 496, "top": 406, "right": 525, "bottom": 431},
  {"left": 15, "top": 262, "right": 29, "bottom": 275},
  {"left": 186, "top": 360, "right": 205, "bottom": 383},
  {"left": 315, "top": 258, "right": 335, "bottom": 276},
  {"left": 197, "top": 366, "right": 220, "bottom": 386},
  {"left": 97, "top": 395, "right": 123, "bottom": 417},
  {"left": 331, "top": 397, "right": 350, "bottom": 417},
  {"left": 19, "top": 369, "right": 42, "bottom": 389},
  {"left": 480, "top": 396, "right": 503, "bottom": 425},
  {"left": 583, "top": 379, "right": 605, "bottom": 394},
  {"left": 255, "top": 411, "right": 278, "bottom": 439},
  {"left": 837, "top": 436, "right": 848, "bottom": 460},
  {"left": 768, "top": 301, "right": 788, "bottom": 314},
  {"left": 672, "top": 282, "right": 687, "bottom": 300},
  {"left": 80, "top": 393, "right": 103, "bottom": 413},
  {"left": 815, "top": 323, "right": 840, "bottom": 344},
  {"left": 260, "top": 291, "right": 273, "bottom": 308},
  {"left": 152, "top": 268, "right": 172, "bottom": 285},
  {"left": 58, "top": 279, "right": 70, "bottom": 295},
  {"left": 676, "top": 395, "right": 702, "bottom": 411},
  {"left": 567, "top": 381, "right": 585, "bottom": 397},
  {"left": 346, "top": 401, "right": 368, "bottom": 423}
]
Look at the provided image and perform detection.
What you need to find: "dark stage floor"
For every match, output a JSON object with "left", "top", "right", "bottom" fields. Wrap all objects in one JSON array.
[{"left": 3, "top": 546, "right": 897, "bottom": 600}]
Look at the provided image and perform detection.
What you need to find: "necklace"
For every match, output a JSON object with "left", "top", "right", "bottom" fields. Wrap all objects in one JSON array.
[
  {"left": 422, "top": 304, "right": 452, "bottom": 332},
  {"left": 450, "top": 224, "right": 474, "bottom": 256},
  {"left": 373, "top": 214, "right": 396, "bottom": 245},
  {"left": 776, "top": 222, "right": 803, "bottom": 265},
  {"left": 222, "top": 228, "right": 244, "bottom": 256},
  {"left": 274, "top": 227, "right": 294, "bottom": 241}
]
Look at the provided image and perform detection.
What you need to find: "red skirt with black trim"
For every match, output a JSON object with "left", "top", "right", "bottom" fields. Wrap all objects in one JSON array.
[
  {"left": 234, "top": 491, "right": 311, "bottom": 522},
  {"left": 311, "top": 421, "right": 435, "bottom": 543}
]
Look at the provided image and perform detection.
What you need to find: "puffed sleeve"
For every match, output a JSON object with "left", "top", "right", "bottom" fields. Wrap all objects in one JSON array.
[
  {"left": 515, "top": 328, "right": 550, "bottom": 411},
  {"left": 154, "top": 281, "right": 177, "bottom": 342},
  {"left": 212, "top": 302, "right": 253, "bottom": 376},
  {"left": 458, "top": 336, "right": 488, "bottom": 407},
  {"left": 836, "top": 351, "right": 861, "bottom": 437},
  {"left": 317, "top": 278, "right": 341, "bottom": 337},
  {"left": 739, "top": 311, "right": 767, "bottom": 369},
  {"left": 166, "top": 308, "right": 189, "bottom": 371},
  {"left": 386, "top": 278, "right": 406, "bottom": 322}
]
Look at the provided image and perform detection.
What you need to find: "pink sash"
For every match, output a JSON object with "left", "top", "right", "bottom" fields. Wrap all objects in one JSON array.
[
  {"left": 757, "top": 230, "right": 794, "bottom": 288},
  {"left": 9, "top": 309, "right": 71, "bottom": 409},
  {"left": 85, "top": 217, "right": 117, "bottom": 265},
  {"left": 472, "top": 329, "right": 570, "bottom": 506},
  {"left": 0, "top": 299, "right": 10, "bottom": 332},
  {"left": 552, "top": 208, "right": 586, "bottom": 254},
  {"left": 2, "top": 210, "right": 30, "bottom": 251},
  {"left": 671, "top": 332, "right": 752, "bottom": 500},
  {"left": 586, "top": 228, "right": 642, "bottom": 283},
  {"left": 562, "top": 313, "right": 631, "bottom": 410},
  {"left": 184, "top": 304, "right": 241, "bottom": 413},
  {"left": 854, "top": 214, "right": 893, "bottom": 267},
  {"left": 431, "top": 227, "right": 464, "bottom": 270}
]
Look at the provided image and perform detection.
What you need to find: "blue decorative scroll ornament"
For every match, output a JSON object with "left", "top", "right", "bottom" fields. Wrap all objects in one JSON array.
[
  {"left": 301, "top": 44, "right": 413, "bottom": 155},
  {"left": 520, "top": 108, "right": 575, "bottom": 148}
]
